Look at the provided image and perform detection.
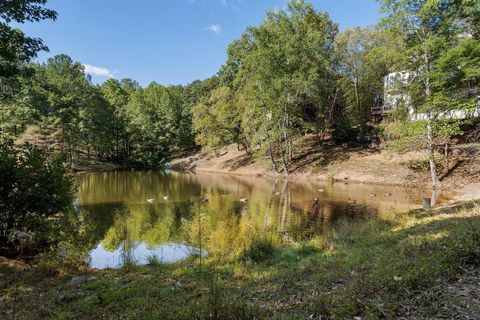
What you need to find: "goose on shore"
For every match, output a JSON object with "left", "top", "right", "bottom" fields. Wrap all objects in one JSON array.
[
  {"left": 312, "top": 197, "right": 319, "bottom": 204},
  {"left": 163, "top": 195, "right": 169, "bottom": 200},
  {"left": 240, "top": 198, "right": 248, "bottom": 203},
  {"left": 318, "top": 189, "right": 324, "bottom": 193},
  {"left": 369, "top": 192, "right": 376, "bottom": 198},
  {"left": 147, "top": 198, "right": 154, "bottom": 204},
  {"left": 384, "top": 192, "right": 392, "bottom": 197}
]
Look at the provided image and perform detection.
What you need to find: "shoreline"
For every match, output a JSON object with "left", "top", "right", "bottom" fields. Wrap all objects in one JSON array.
[
  {"left": 70, "top": 140, "right": 480, "bottom": 204},
  {"left": 169, "top": 142, "right": 480, "bottom": 203},
  {"left": 72, "top": 160, "right": 480, "bottom": 205}
]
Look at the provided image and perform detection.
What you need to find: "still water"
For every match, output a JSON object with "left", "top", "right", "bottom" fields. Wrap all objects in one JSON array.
[{"left": 75, "top": 171, "right": 450, "bottom": 269}]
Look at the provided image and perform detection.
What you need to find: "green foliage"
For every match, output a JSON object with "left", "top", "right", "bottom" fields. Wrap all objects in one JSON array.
[
  {"left": 204, "top": 273, "right": 258, "bottom": 320},
  {"left": 402, "top": 155, "right": 444, "bottom": 172},
  {"left": 193, "top": 0, "right": 340, "bottom": 172},
  {"left": 192, "top": 85, "right": 247, "bottom": 152},
  {"left": 146, "top": 254, "right": 164, "bottom": 267},
  {"left": 326, "top": 169, "right": 337, "bottom": 182},
  {"left": 335, "top": 27, "right": 404, "bottom": 129},
  {"left": 240, "top": 237, "right": 276, "bottom": 263},
  {"left": 122, "top": 82, "right": 200, "bottom": 166},
  {"left": 0, "top": 0, "right": 57, "bottom": 100},
  {"left": 125, "top": 83, "right": 173, "bottom": 166},
  {"left": 1, "top": 0, "right": 478, "bottom": 176},
  {"left": 384, "top": 118, "right": 464, "bottom": 152},
  {"left": 0, "top": 139, "right": 75, "bottom": 254},
  {"left": 28, "top": 55, "right": 117, "bottom": 162},
  {"left": 1, "top": 52, "right": 203, "bottom": 168},
  {"left": 382, "top": 120, "right": 427, "bottom": 151},
  {"left": 378, "top": 0, "right": 479, "bottom": 116},
  {"left": 378, "top": 0, "right": 480, "bottom": 186},
  {"left": 332, "top": 116, "right": 361, "bottom": 144},
  {"left": 0, "top": 0, "right": 57, "bottom": 23}
]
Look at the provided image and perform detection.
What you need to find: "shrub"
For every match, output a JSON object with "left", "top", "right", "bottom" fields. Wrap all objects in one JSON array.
[
  {"left": 0, "top": 140, "right": 75, "bottom": 256},
  {"left": 326, "top": 169, "right": 337, "bottom": 182},
  {"left": 332, "top": 117, "right": 361, "bottom": 144},
  {"left": 402, "top": 155, "right": 444, "bottom": 172},
  {"left": 240, "top": 237, "right": 275, "bottom": 262}
]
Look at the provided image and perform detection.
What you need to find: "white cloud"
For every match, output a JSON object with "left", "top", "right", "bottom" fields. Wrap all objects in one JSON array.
[
  {"left": 83, "top": 64, "right": 117, "bottom": 78},
  {"left": 207, "top": 24, "right": 222, "bottom": 34}
]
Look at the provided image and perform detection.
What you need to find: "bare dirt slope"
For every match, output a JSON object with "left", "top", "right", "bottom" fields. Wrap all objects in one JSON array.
[{"left": 172, "top": 135, "right": 480, "bottom": 196}]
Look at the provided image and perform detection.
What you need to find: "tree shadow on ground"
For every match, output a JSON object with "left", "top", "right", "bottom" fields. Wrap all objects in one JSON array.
[
  {"left": 253, "top": 208, "right": 480, "bottom": 318},
  {"left": 288, "top": 139, "right": 380, "bottom": 174},
  {"left": 221, "top": 154, "right": 254, "bottom": 171}
]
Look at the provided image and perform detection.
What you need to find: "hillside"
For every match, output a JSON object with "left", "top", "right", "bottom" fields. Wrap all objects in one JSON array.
[{"left": 172, "top": 134, "right": 480, "bottom": 198}]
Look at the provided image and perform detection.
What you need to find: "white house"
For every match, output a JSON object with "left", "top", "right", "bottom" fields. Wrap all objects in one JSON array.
[{"left": 382, "top": 71, "right": 480, "bottom": 121}]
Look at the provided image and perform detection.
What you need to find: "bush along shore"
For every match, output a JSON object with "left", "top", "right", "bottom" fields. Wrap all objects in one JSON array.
[{"left": 1, "top": 201, "right": 479, "bottom": 319}]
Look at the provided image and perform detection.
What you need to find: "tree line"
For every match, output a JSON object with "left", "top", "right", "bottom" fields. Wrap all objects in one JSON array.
[
  {"left": 195, "top": 0, "right": 479, "bottom": 187},
  {"left": 0, "top": 54, "right": 214, "bottom": 167},
  {"left": 1, "top": 0, "right": 479, "bottom": 186}
]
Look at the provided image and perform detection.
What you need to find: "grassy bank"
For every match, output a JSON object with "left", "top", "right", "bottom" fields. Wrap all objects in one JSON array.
[{"left": 1, "top": 202, "right": 479, "bottom": 319}]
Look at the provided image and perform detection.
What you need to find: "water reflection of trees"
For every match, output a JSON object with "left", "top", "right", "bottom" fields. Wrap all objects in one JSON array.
[
  {"left": 76, "top": 171, "right": 203, "bottom": 205},
  {"left": 288, "top": 201, "right": 378, "bottom": 241},
  {"left": 75, "top": 172, "right": 393, "bottom": 260},
  {"left": 79, "top": 198, "right": 379, "bottom": 261}
]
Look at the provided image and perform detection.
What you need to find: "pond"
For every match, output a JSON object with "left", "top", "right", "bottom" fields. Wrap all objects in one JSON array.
[{"left": 75, "top": 171, "right": 451, "bottom": 269}]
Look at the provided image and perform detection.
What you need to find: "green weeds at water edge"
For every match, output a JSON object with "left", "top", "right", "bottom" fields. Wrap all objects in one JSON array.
[{"left": 1, "top": 202, "right": 480, "bottom": 319}]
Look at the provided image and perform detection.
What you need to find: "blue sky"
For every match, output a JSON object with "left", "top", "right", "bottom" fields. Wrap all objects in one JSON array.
[{"left": 19, "top": 0, "right": 382, "bottom": 86}]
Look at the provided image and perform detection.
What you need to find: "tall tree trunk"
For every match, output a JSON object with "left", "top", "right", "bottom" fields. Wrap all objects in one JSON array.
[
  {"left": 285, "top": 112, "right": 293, "bottom": 162},
  {"left": 242, "top": 138, "right": 251, "bottom": 156},
  {"left": 277, "top": 126, "right": 289, "bottom": 176},
  {"left": 424, "top": 51, "right": 439, "bottom": 188},
  {"left": 426, "top": 117, "right": 439, "bottom": 188},
  {"left": 282, "top": 97, "right": 290, "bottom": 175},
  {"left": 288, "top": 138, "right": 293, "bottom": 162},
  {"left": 268, "top": 142, "right": 278, "bottom": 173},
  {"left": 266, "top": 128, "right": 278, "bottom": 173},
  {"left": 354, "top": 77, "right": 360, "bottom": 114},
  {"left": 280, "top": 124, "right": 289, "bottom": 176}
]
